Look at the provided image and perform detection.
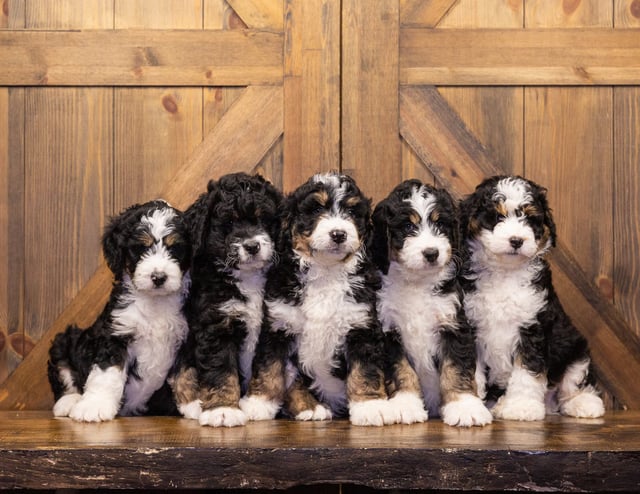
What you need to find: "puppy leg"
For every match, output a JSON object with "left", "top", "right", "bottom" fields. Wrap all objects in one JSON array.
[
  {"left": 440, "top": 358, "right": 492, "bottom": 427},
  {"left": 69, "top": 365, "right": 127, "bottom": 422},
  {"left": 347, "top": 361, "right": 397, "bottom": 427},
  {"left": 50, "top": 366, "right": 82, "bottom": 417},
  {"left": 491, "top": 358, "right": 547, "bottom": 421},
  {"left": 169, "top": 366, "right": 202, "bottom": 420},
  {"left": 286, "top": 376, "right": 332, "bottom": 421},
  {"left": 199, "top": 372, "right": 246, "bottom": 428},
  {"left": 556, "top": 359, "right": 604, "bottom": 418},
  {"left": 385, "top": 338, "right": 428, "bottom": 424}
]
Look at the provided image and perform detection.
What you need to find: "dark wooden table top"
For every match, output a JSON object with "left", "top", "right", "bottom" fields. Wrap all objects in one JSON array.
[{"left": 1, "top": 410, "right": 639, "bottom": 491}]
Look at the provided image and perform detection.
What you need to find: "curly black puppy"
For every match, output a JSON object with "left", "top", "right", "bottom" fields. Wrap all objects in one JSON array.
[
  {"left": 239, "top": 172, "right": 396, "bottom": 426},
  {"left": 48, "top": 200, "right": 191, "bottom": 422},
  {"left": 170, "top": 172, "right": 283, "bottom": 427},
  {"left": 460, "top": 175, "right": 604, "bottom": 420}
]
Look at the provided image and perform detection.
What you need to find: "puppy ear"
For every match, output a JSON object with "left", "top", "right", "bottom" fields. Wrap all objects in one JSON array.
[
  {"left": 370, "top": 200, "right": 391, "bottom": 275},
  {"left": 101, "top": 205, "right": 140, "bottom": 279},
  {"left": 276, "top": 196, "right": 294, "bottom": 253},
  {"left": 535, "top": 186, "right": 557, "bottom": 248},
  {"left": 184, "top": 179, "right": 218, "bottom": 255}
]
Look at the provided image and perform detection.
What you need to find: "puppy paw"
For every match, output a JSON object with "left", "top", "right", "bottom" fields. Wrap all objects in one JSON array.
[
  {"left": 349, "top": 399, "right": 396, "bottom": 427},
  {"left": 238, "top": 395, "right": 280, "bottom": 421},
  {"left": 388, "top": 391, "right": 428, "bottom": 425},
  {"left": 295, "top": 404, "right": 332, "bottom": 421},
  {"left": 53, "top": 393, "right": 82, "bottom": 417},
  {"left": 199, "top": 407, "right": 247, "bottom": 428},
  {"left": 178, "top": 400, "right": 202, "bottom": 420},
  {"left": 492, "top": 396, "right": 546, "bottom": 421},
  {"left": 69, "top": 396, "right": 119, "bottom": 422},
  {"left": 442, "top": 393, "right": 492, "bottom": 427},
  {"left": 561, "top": 392, "right": 605, "bottom": 418}
]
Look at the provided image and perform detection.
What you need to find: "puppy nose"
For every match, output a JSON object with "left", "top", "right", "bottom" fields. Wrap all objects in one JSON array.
[
  {"left": 423, "top": 248, "right": 439, "bottom": 263},
  {"left": 330, "top": 229, "right": 347, "bottom": 244},
  {"left": 510, "top": 237, "right": 524, "bottom": 250},
  {"left": 151, "top": 271, "right": 167, "bottom": 287},
  {"left": 244, "top": 240, "right": 261, "bottom": 256}
]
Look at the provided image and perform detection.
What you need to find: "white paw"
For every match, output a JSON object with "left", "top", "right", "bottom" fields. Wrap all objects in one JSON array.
[
  {"left": 295, "top": 404, "right": 333, "bottom": 421},
  {"left": 441, "top": 393, "right": 492, "bottom": 427},
  {"left": 238, "top": 395, "right": 280, "bottom": 421},
  {"left": 349, "top": 399, "right": 397, "bottom": 427},
  {"left": 178, "top": 400, "right": 202, "bottom": 420},
  {"left": 388, "top": 391, "right": 429, "bottom": 425},
  {"left": 199, "top": 407, "right": 247, "bottom": 428},
  {"left": 561, "top": 392, "right": 605, "bottom": 418},
  {"left": 69, "top": 396, "right": 119, "bottom": 422},
  {"left": 53, "top": 393, "right": 82, "bottom": 417},
  {"left": 492, "top": 396, "right": 546, "bottom": 421}
]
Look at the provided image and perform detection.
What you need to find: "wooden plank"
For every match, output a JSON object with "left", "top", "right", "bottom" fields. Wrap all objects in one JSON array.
[
  {"left": 227, "top": 0, "right": 283, "bottom": 30},
  {"left": 400, "top": 28, "right": 640, "bottom": 85},
  {"left": 0, "top": 85, "right": 283, "bottom": 411},
  {"left": 399, "top": 85, "right": 640, "bottom": 409},
  {"left": 114, "top": 0, "right": 202, "bottom": 28},
  {"left": 614, "top": 88, "right": 640, "bottom": 335},
  {"left": 437, "top": 0, "right": 522, "bottom": 28},
  {"left": 282, "top": 0, "right": 340, "bottom": 193},
  {"left": 0, "top": 30, "right": 283, "bottom": 86},
  {"left": 25, "top": 0, "right": 113, "bottom": 29},
  {"left": 526, "top": 0, "right": 612, "bottom": 27},
  {"left": 1, "top": 411, "right": 640, "bottom": 491},
  {"left": 399, "top": 0, "right": 458, "bottom": 27},
  {"left": 342, "top": 0, "right": 400, "bottom": 202},
  {"left": 0, "top": 0, "right": 25, "bottom": 28},
  {"left": 616, "top": 0, "right": 640, "bottom": 26}
]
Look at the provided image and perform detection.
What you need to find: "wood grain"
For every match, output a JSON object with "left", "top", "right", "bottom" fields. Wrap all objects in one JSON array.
[
  {"left": 615, "top": 0, "right": 640, "bottom": 26},
  {"left": 400, "top": 28, "right": 640, "bottom": 85},
  {"left": 227, "top": 0, "right": 283, "bottom": 30},
  {"left": 0, "top": 0, "right": 25, "bottom": 28},
  {"left": 0, "top": 411, "right": 639, "bottom": 491},
  {"left": 114, "top": 0, "right": 201, "bottom": 28},
  {"left": 399, "top": 0, "right": 459, "bottom": 27},
  {"left": 526, "top": 0, "right": 612, "bottom": 27},
  {"left": 342, "top": 0, "right": 401, "bottom": 202},
  {"left": 25, "top": 0, "right": 113, "bottom": 29},
  {"left": 438, "top": 0, "right": 522, "bottom": 28},
  {"left": 0, "top": 29, "right": 283, "bottom": 86}
]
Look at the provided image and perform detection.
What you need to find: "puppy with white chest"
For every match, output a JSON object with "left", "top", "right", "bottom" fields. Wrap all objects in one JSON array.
[
  {"left": 460, "top": 175, "right": 605, "bottom": 420},
  {"left": 170, "top": 172, "right": 282, "bottom": 427},
  {"left": 239, "top": 172, "right": 396, "bottom": 426},
  {"left": 48, "top": 200, "right": 191, "bottom": 422},
  {"left": 372, "top": 180, "right": 492, "bottom": 427}
]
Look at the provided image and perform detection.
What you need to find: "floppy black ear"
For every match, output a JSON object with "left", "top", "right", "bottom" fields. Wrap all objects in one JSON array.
[
  {"left": 276, "top": 195, "right": 295, "bottom": 254},
  {"left": 370, "top": 200, "right": 391, "bottom": 275},
  {"left": 102, "top": 204, "right": 141, "bottom": 279},
  {"left": 184, "top": 179, "right": 218, "bottom": 255},
  {"left": 535, "top": 185, "right": 557, "bottom": 248}
]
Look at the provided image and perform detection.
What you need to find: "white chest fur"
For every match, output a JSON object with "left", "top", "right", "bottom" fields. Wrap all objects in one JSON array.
[{"left": 465, "top": 264, "right": 547, "bottom": 387}]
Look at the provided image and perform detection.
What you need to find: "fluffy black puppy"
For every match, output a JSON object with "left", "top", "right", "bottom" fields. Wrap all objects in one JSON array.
[
  {"left": 170, "top": 172, "right": 282, "bottom": 427},
  {"left": 460, "top": 175, "right": 604, "bottom": 420},
  {"left": 372, "top": 179, "right": 491, "bottom": 427},
  {"left": 239, "top": 172, "right": 396, "bottom": 426},
  {"left": 48, "top": 200, "right": 191, "bottom": 422}
]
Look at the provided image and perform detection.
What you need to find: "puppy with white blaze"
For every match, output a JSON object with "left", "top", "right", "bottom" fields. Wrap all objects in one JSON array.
[
  {"left": 170, "top": 173, "right": 283, "bottom": 427},
  {"left": 239, "top": 172, "right": 396, "bottom": 426},
  {"left": 460, "top": 175, "right": 605, "bottom": 421},
  {"left": 48, "top": 200, "right": 191, "bottom": 422},
  {"left": 372, "top": 180, "right": 491, "bottom": 427}
]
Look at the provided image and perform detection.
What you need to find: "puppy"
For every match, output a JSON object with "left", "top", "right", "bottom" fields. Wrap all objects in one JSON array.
[
  {"left": 239, "top": 172, "right": 396, "bottom": 426},
  {"left": 372, "top": 179, "right": 492, "bottom": 427},
  {"left": 460, "top": 175, "right": 605, "bottom": 420},
  {"left": 170, "top": 172, "right": 282, "bottom": 427},
  {"left": 48, "top": 200, "right": 191, "bottom": 422}
]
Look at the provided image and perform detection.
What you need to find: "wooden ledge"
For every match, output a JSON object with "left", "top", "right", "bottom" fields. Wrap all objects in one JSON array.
[{"left": 1, "top": 411, "right": 639, "bottom": 491}]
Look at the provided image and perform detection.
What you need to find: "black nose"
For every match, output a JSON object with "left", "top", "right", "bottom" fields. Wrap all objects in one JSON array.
[
  {"left": 423, "top": 248, "right": 439, "bottom": 263},
  {"left": 330, "top": 229, "right": 347, "bottom": 244},
  {"left": 151, "top": 272, "right": 167, "bottom": 287},
  {"left": 510, "top": 237, "right": 524, "bottom": 250},
  {"left": 244, "top": 240, "right": 261, "bottom": 256}
]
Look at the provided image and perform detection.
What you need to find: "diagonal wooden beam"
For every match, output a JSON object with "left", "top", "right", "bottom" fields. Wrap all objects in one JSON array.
[
  {"left": 399, "top": 85, "right": 640, "bottom": 409},
  {"left": 0, "top": 85, "right": 284, "bottom": 410},
  {"left": 227, "top": 0, "right": 283, "bottom": 30},
  {"left": 400, "top": 0, "right": 459, "bottom": 27}
]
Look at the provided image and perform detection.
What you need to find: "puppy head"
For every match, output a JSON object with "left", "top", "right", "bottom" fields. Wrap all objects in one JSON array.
[
  {"left": 372, "top": 180, "right": 458, "bottom": 277},
  {"left": 102, "top": 200, "right": 190, "bottom": 294},
  {"left": 283, "top": 172, "right": 371, "bottom": 266},
  {"left": 460, "top": 175, "right": 557, "bottom": 265},
  {"left": 186, "top": 172, "right": 282, "bottom": 272}
]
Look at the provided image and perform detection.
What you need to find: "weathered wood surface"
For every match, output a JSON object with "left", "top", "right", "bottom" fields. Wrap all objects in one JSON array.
[
  {"left": 0, "top": 29, "right": 283, "bottom": 86},
  {"left": 0, "top": 411, "right": 638, "bottom": 491}
]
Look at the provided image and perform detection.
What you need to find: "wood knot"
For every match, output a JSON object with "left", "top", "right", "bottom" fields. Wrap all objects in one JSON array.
[
  {"left": 2, "top": 0, "right": 9, "bottom": 17},
  {"left": 162, "top": 94, "right": 178, "bottom": 114},
  {"left": 9, "top": 332, "right": 35, "bottom": 358},
  {"left": 0, "top": 330, "right": 5, "bottom": 352},
  {"left": 631, "top": 0, "right": 640, "bottom": 19},
  {"left": 596, "top": 275, "right": 614, "bottom": 301},
  {"left": 563, "top": 0, "right": 581, "bottom": 16}
]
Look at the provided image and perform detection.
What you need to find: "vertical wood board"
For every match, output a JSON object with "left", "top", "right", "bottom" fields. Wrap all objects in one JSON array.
[
  {"left": 525, "top": 0, "right": 612, "bottom": 27},
  {"left": 615, "top": 0, "right": 640, "bottom": 26},
  {"left": 438, "top": 0, "right": 522, "bottom": 28}
]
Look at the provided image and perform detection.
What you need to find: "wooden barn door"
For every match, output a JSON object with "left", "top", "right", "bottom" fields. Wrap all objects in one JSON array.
[{"left": 2, "top": 0, "right": 640, "bottom": 410}]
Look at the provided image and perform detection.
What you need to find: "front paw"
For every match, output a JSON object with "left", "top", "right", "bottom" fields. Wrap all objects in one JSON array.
[
  {"left": 53, "top": 393, "right": 82, "bottom": 417},
  {"left": 178, "top": 400, "right": 203, "bottom": 420},
  {"left": 69, "top": 395, "right": 120, "bottom": 422},
  {"left": 349, "top": 399, "right": 397, "bottom": 427},
  {"left": 442, "top": 393, "right": 492, "bottom": 427},
  {"left": 492, "top": 396, "right": 546, "bottom": 421},
  {"left": 238, "top": 395, "right": 280, "bottom": 421},
  {"left": 295, "top": 404, "right": 332, "bottom": 421},
  {"left": 199, "top": 407, "right": 247, "bottom": 427},
  {"left": 387, "top": 391, "right": 429, "bottom": 425},
  {"left": 561, "top": 392, "right": 605, "bottom": 418}
]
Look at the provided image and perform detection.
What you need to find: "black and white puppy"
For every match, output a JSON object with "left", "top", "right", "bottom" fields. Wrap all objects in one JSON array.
[
  {"left": 48, "top": 200, "right": 191, "bottom": 422},
  {"left": 460, "top": 175, "right": 605, "bottom": 420},
  {"left": 239, "top": 172, "right": 396, "bottom": 426},
  {"left": 372, "top": 180, "right": 492, "bottom": 427},
  {"left": 170, "top": 172, "right": 282, "bottom": 427}
]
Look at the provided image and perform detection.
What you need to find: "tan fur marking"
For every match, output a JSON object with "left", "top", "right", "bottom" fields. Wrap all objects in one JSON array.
[
  {"left": 138, "top": 231, "right": 155, "bottom": 247},
  {"left": 429, "top": 209, "right": 440, "bottom": 224},
  {"left": 284, "top": 376, "right": 320, "bottom": 416},
  {"left": 163, "top": 232, "right": 181, "bottom": 247},
  {"left": 347, "top": 362, "right": 387, "bottom": 403},
  {"left": 200, "top": 373, "right": 241, "bottom": 410},
  {"left": 292, "top": 230, "right": 312, "bottom": 256},
  {"left": 495, "top": 202, "right": 508, "bottom": 218},
  {"left": 409, "top": 212, "right": 421, "bottom": 226},
  {"left": 247, "top": 360, "right": 286, "bottom": 402},
  {"left": 388, "top": 356, "right": 423, "bottom": 398},
  {"left": 468, "top": 218, "right": 480, "bottom": 236},
  {"left": 345, "top": 196, "right": 360, "bottom": 207},
  {"left": 169, "top": 366, "right": 200, "bottom": 406},
  {"left": 312, "top": 190, "right": 329, "bottom": 207},
  {"left": 440, "top": 358, "right": 477, "bottom": 405},
  {"left": 522, "top": 204, "right": 540, "bottom": 217}
]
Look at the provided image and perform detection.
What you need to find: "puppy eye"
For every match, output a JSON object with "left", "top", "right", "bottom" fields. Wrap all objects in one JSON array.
[
  {"left": 402, "top": 221, "right": 417, "bottom": 234},
  {"left": 129, "top": 243, "right": 147, "bottom": 258}
]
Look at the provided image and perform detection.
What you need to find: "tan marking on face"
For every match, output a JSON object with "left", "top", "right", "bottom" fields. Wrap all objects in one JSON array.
[
  {"left": 247, "top": 360, "right": 286, "bottom": 402},
  {"left": 345, "top": 195, "right": 360, "bottom": 207},
  {"left": 495, "top": 201, "right": 508, "bottom": 218},
  {"left": 312, "top": 190, "right": 329, "bottom": 207},
  {"left": 164, "top": 232, "right": 181, "bottom": 247},
  {"left": 429, "top": 209, "right": 440, "bottom": 224},
  {"left": 409, "top": 212, "right": 421, "bottom": 226},
  {"left": 284, "top": 376, "right": 320, "bottom": 416},
  {"left": 200, "top": 372, "right": 241, "bottom": 410},
  {"left": 440, "top": 358, "right": 477, "bottom": 405},
  {"left": 292, "top": 229, "right": 312, "bottom": 256},
  {"left": 347, "top": 361, "right": 387, "bottom": 403},
  {"left": 138, "top": 231, "right": 155, "bottom": 248},
  {"left": 522, "top": 204, "right": 540, "bottom": 218},
  {"left": 468, "top": 217, "right": 480, "bottom": 237},
  {"left": 169, "top": 366, "right": 200, "bottom": 406},
  {"left": 388, "top": 356, "right": 423, "bottom": 398}
]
